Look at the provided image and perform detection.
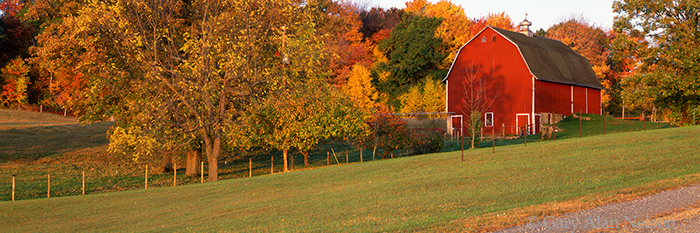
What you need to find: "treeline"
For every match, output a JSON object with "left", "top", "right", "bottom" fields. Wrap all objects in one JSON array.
[{"left": 1, "top": 0, "right": 699, "bottom": 180}]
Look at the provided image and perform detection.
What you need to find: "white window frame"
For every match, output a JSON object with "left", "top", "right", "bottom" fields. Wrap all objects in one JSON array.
[{"left": 484, "top": 112, "right": 494, "bottom": 127}]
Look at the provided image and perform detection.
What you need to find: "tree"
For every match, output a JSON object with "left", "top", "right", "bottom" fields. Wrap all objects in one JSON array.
[
  {"left": 614, "top": 0, "right": 700, "bottom": 125},
  {"left": 311, "top": 0, "right": 372, "bottom": 86},
  {"left": 404, "top": 0, "right": 472, "bottom": 67},
  {"left": 72, "top": 0, "right": 326, "bottom": 181},
  {"left": 343, "top": 64, "right": 378, "bottom": 111},
  {"left": 547, "top": 17, "right": 612, "bottom": 107},
  {"left": 1, "top": 57, "right": 30, "bottom": 107},
  {"left": 399, "top": 78, "right": 445, "bottom": 115},
  {"left": 377, "top": 15, "right": 446, "bottom": 108},
  {"left": 354, "top": 104, "right": 411, "bottom": 159},
  {"left": 248, "top": 82, "right": 366, "bottom": 169},
  {"left": 470, "top": 12, "right": 514, "bottom": 37},
  {"left": 459, "top": 63, "right": 498, "bottom": 149}
]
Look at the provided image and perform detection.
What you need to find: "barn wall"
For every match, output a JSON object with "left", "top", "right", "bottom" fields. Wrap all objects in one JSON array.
[
  {"left": 446, "top": 27, "right": 533, "bottom": 136},
  {"left": 535, "top": 80, "right": 573, "bottom": 115},
  {"left": 587, "top": 88, "right": 601, "bottom": 114},
  {"left": 535, "top": 80, "right": 602, "bottom": 115}
]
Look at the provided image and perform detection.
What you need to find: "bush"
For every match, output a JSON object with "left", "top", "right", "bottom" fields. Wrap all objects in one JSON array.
[{"left": 410, "top": 135, "right": 443, "bottom": 155}]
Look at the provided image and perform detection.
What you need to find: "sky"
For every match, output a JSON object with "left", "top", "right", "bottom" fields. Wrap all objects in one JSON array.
[{"left": 352, "top": 0, "right": 616, "bottom": 31}]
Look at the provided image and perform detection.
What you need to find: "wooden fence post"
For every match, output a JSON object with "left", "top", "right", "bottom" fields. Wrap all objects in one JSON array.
[
  {"left": 200, "top": 162, "right": 204, "bottom": 183},
  {"left": 602, "top": 109, "right": 606, "bottom": 135},
  {"left": 492, "top": 126, "right": 495, "bottom": 153},
  {"left": 145, "top": 165, "right": 148, "bottom": 189},
  {"left": 373, "top": 147, "right": 376, "bottom": 161},
  {"left": 12, "top": 175, "right": 15, "bottom": 201},
  {"left": 47, "top": 173, "right": 51, "bottom": 198},
  {"left": 579, "top": 110, "right": 582, "bottom": 138},
  {"left": 360, "top": 148, "right": 363, "bottom": 162},
  {"left": 553, "top": 111, "right": 556, "bottom": 141},
  {"left": 173, "top": 163, "right": 177, "bottom": 186},
  {"left": 461, "top": 132, "right": 464, "bottom": 162},
  {"left": 249, "top": 158, "right": 252, "bottom": 177},
  {"left": 271, "top": 156, "right": 274, "bottom": 175},
  {"left": 82, "top": 171, "right": 85, "bottom": 195},
  {"left": 326, "top": 152, "right": 329, "bottom": 165},
  {"left": 346, "top": 149, "right": 348, "bottom": 163},
  {"left": 524, "top": 126, "right": 527, "bottom": 147}
]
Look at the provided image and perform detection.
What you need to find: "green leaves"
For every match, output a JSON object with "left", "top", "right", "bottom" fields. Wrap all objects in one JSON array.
[
  {"left": 614, "top": 0, "right": 700, "bottom": 125},
  {"left": 377, "top": 15, "right": 447, "bottom": 108}
]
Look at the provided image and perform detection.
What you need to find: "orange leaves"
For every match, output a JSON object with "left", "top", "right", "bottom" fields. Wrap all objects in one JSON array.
[{"left": 0, "top": 57, "right": 30, "bottom": 106}]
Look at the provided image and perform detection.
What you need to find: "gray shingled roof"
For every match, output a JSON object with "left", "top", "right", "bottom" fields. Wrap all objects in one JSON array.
[{"left": 491, "top": 27, "right": 604, "bottom": 89}]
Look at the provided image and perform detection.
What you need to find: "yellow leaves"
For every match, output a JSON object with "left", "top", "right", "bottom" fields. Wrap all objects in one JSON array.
[
  {"left": 399, "top": 78, "right": 446, "bottom": 115},
  {"left": 343, "top": 64, "right": 378, "bottom": 111}
]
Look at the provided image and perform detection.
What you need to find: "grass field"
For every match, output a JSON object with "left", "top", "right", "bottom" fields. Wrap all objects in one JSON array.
[{"left": 1, "top": 109, "right": 698, "bottom": 231}]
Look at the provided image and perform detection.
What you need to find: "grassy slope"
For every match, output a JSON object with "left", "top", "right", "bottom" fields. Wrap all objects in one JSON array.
[{"left": 1, "top": 124, "right": 699, "bottom": 232}]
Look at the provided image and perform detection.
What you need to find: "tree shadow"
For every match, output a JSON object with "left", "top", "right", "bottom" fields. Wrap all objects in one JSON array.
[{"left": 0, "top": 122, "right": 113, "bottom": 163}]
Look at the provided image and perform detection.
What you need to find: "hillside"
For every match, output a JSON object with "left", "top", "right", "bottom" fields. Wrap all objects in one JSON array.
[{"left": 2, "top": 123, "right": 699, "bottom": 232}]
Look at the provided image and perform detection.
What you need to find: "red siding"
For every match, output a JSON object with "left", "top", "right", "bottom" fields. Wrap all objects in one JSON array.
[
  {"left": 446, "top": 28, "right": 532, "bottom": 135},
  {"left": 535, "top": 80, "right": 573, "bottom": 115},
  {"left": 587, "top": 88, "right": 601, "bottom": 114},
  {"left": 445, "top": 27, "right": 602, "bottom": 136}
]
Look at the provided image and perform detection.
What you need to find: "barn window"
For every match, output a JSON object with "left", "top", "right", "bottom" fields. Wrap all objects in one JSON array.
[
  {"left": 485, "top": 112, "right": 494, "bottom": 127},
  {"left": 492, "top": 36, "right": 497, "bottom": 42},
  {"left": 482, "top": 36, "right": 487, "bottom": 43}
]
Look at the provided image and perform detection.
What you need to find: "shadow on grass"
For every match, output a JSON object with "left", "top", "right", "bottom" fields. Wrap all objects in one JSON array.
[{"left": 0, "top": 122, "right": 113, "bottom": 163}]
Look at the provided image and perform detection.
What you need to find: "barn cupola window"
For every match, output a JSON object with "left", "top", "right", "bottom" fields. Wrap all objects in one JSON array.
[
  {"left": 485, "top": 112, "right": 494, "bottom": 127},
  {"left": 518, "top": 14, "right": 534, "bottom": 37}
]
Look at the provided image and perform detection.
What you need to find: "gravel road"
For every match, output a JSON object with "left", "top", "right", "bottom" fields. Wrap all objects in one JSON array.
[{"left": 495, "top": 184, "right": 700, "bottom": 232}]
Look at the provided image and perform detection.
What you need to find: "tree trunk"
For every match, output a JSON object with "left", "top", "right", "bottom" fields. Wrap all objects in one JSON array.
[
  {"left": 283, "top": 149, "right": 289, "bottom": 172},
  {"left": 203, "top": 130, "right": 221, "bottom": 182},
  {"left": 160, "top": 150, "right": 173, "bottom": 173},
  {"left": 185, "top": 147, "right": 202, "bottom": 176},
  {"left": 301, "top": 150, "right": 310, "bottom": 167}
]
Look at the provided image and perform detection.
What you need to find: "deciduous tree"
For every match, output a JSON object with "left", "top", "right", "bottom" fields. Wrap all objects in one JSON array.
[
  {"left": 248, "top": 81, "right": 366, "bottom": 169},
  {"left": 1, "top": 57, "right": 30, "bottom": 107},
  {"left": 614, "top": 0, "right": 700, "bottom": 125},
  {"left": 377, "top": 15, "right": 446, "bottom": 108}
]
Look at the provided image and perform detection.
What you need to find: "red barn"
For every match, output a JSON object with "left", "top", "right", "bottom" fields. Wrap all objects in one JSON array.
[{"left": 442, "top": 19, "right": 603, "bottom": 136}]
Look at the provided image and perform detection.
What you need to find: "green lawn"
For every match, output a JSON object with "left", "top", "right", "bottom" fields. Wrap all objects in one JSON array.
[{"left": 2, "top": 122, "right": 699, "bottom": 231}]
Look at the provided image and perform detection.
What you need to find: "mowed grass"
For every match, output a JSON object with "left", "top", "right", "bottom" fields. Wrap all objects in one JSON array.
[{"left": 1, "top": 123, "right": 699, "bottom": 232}]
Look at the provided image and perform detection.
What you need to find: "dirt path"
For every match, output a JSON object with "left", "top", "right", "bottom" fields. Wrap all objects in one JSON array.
[{"left": 495, "top": 184, "right": 700, "bottom": 232}]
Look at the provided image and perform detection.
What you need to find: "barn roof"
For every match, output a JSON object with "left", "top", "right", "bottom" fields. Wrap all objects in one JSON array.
[{"left": 445, "top": 26, "right": 604, "bottom": 90}]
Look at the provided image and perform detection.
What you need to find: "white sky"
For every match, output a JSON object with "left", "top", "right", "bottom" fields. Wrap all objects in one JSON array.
[{"left": 352, "top": 0, "right": 616, "bottom": 31}]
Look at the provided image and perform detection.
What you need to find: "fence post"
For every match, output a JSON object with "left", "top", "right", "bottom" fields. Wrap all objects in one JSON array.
[
  {"left": 82, "top": 171, "right": 85, "bottom": 195},
  {"left": 47, "top": 173, "right": 51, "bottom": 198},
  {"left": 12, "top": 175, "right": 15, "bottom": 201},
  {"left": 326, "top": 152, "right": 329, "bottom": 165},
  {"left": 249, "top": 158, "right": 252, "bottom": 177},
  {"left": 145, "top": 165, "right": 148, "bottom": 189},
  {"left": 492, "top": 126, "right": 495, "bottom": 153},
  {"left": 200, "top": 162, "right": 204, "bottom": 183},
  {"left": 579, "top": 110, "right": 582, "bottom": 138},
  {"left": 346, "top": 149, "right": 348, "bottom": 163},
  {"left": 502, "top": 123, "right": 505, "bottom": 139},
  {"left": 173, "top": 163, "right": 177, "bottom": 186},
  {"left": 271, "top": 156, "right": 274, "bottom": 175},
  {"left": 360, "top": 148, "right": 363, "bottom": 163},
  {"left": 373, "top": 147, "right": 376, "bottom": 161},
  {"left": 461, "top": 132, "right": 464, "bottom": 162},
  {"left": 553, "top": 111, "right": 556, "bottom": 141},
  {"left": 40, "top": 105, "right": 43, "bottom": 113},
  {"left": 602, "top": 108, "right": 606, "bottom": 135},
  {"left": 524, "top": 127, "right": 527, "bottom": 147}
]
